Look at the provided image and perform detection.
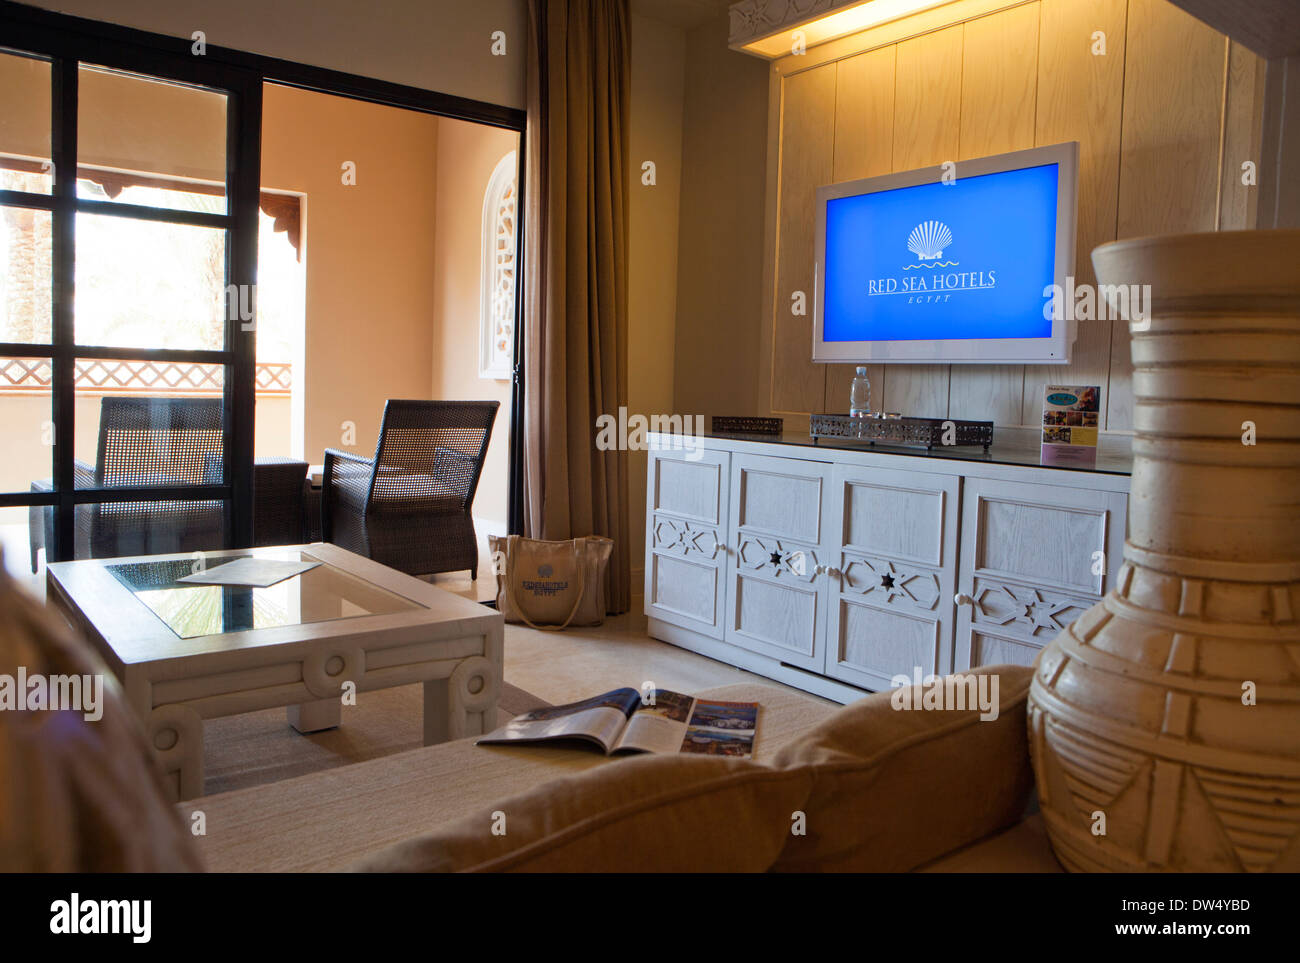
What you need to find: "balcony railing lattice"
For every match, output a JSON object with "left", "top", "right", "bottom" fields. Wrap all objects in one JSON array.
[{"left": 0, "top": 357, "right": 291, "bottom": 395}]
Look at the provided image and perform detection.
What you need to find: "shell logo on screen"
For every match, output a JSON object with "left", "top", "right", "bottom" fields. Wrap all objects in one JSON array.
[{"left": 906, "top": 220, "right": 953, "bottom": 261}]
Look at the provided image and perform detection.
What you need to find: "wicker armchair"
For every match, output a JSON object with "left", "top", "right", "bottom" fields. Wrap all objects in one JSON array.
[
  {"left": 49, "top": 397, "right": 225, "bottom": 562},
  {"left": 322, "top": 400, "right": 499, "bottom": 578},
  {"left": 248, "top": 457, "right": 310, "bottom": 547},
  {"left": 28, "top": 397, "right": 310, "bottom": 568}
]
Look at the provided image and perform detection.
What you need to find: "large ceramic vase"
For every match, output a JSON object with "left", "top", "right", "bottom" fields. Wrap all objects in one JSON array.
[{"left": 1028, "top": 230, "right": 1300, "bottom": 872}]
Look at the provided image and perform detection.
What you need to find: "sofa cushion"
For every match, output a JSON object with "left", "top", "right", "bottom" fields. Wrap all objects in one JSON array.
[
  {"left": 769, "top": 663, "right": 1035, "bottom": 872},
  {"left": 353, "top": 666, "right": 1035, "bottom": 873},
  {"left": 917, "top": 809, "right": 1062, "bottom": 872},
  {"left": 351, "top": 753, "right": 814, "bottom": 872}
]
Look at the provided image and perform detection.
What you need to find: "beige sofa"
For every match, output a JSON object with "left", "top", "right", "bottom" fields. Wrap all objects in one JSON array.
[
  {"left": 3, "top": 562, "right": 1059, "bottom": 872},
  {"left": 180, "top": 672, "right": 1064, "bottom": 873}
]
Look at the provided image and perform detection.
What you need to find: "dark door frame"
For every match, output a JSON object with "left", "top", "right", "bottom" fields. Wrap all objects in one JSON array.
[{"left": 0, "top": 0, "right": 529, "bottom": 559}]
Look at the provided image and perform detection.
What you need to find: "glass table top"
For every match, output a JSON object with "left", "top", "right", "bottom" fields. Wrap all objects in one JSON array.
[{"left": 106, "top": 549, "right": 425, "bottom": 639}]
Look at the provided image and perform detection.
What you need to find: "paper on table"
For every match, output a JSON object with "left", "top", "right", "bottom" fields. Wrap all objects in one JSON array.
[{"left": 176, "top": 557, "right": 320, "bottom": 588}]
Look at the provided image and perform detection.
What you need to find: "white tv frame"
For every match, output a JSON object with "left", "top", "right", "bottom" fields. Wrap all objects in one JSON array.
[{"left": 812, "top": 141, "right": 1079, "bottom": 365}]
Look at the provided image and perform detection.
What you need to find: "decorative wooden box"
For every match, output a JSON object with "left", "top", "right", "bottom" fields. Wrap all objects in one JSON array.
[{"left": 710, "top": 416, "right": 784, "bottom": 435}]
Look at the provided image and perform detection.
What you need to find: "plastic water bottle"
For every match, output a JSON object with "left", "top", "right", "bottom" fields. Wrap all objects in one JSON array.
[{"left": 850, "top": 366, "right": 872, "bottom": 417}]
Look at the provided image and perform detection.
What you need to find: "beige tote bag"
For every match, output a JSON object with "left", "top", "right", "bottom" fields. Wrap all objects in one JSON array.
[{"left": 488, "top": 534, "right": 615, "bottom": 630}]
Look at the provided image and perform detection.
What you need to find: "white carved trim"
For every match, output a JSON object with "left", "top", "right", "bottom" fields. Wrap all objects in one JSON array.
[
  {"left": 840, "top": 553, "right": 941, "bottom": 610},
  {"left": 653, "top": 515, "right": 722, "bottom": 561},
  {"left": 478, "top": 150, "right": 517, "bottom": 381},
  {"left": 728, "top": 0, "right": 840, "bottom": 46},
  {"left": 971, "top": 577, "right": 1093, "bottom": 639},
  {"left": 736, "top": 533, "right": 820, "bottom": 582}
]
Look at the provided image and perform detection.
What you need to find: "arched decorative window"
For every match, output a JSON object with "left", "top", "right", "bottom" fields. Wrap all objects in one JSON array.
[{"left": 479, "top": 151, "right": 518, "bottom": 380}]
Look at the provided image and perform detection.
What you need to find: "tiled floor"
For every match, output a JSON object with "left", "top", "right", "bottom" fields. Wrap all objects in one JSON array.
[
  {"left": 426, "top": 533, "right": 813, "bottom": 707},
  {"left": 502, "top": 608, "right": 813, "bottom": 708}
]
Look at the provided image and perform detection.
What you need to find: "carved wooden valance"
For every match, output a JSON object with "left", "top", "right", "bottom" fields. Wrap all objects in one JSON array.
[{"left": 0, "top": 155, "right": 302, "bottom": 259}]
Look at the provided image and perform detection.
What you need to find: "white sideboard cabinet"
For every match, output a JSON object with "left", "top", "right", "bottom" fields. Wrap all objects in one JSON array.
[{"left": 644, "top": 431, "right": 1130, "bottom": 704}]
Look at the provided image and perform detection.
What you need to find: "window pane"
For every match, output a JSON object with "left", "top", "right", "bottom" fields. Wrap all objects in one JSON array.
[
  {"left": 0, "top": 353, "right": 53, "bottom": 579},
  {"left": 78, "top": 64, "right": 227, "bottom": 214},
  {"left": 0, "top": 206, "right": 52, "bottom": 343},
  {"left": 74, "top": 212, "right": 227, "bottom": 349},
  {"left": 0, "top": 50, "right": 53, "bottom": 195},
  {"left": 0, "top": 354, "right": 53, "bottom": 493},
  {"left": 74, "top": 359, "right": 225, "bottom": 490}
]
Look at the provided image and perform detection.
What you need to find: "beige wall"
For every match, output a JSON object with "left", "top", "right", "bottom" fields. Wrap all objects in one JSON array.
[
  {"left": 672, "top": 12, "right": 769, "bottom": 420},
  {"left": 0, "top": 54, "right": 226, "bottom": 179},
  {"left": 429, "top": 118, "right": 519, "bottom": 529},
  {"left": 628, "top": 13, "right": 687, "bottom": 587},
  {"left": 754, "top": 0, "right": 1268, "bottom": 432},
  {"left": 261, "top": 84, "right": 441, "bottom": 464},
  {"left": 24, "top": 0, "right": 526, "bottom": 109}
]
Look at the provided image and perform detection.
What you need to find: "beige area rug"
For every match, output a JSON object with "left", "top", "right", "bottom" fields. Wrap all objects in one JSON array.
[{"left": 200, "top": 681, "right": 549, "bottom": 797}]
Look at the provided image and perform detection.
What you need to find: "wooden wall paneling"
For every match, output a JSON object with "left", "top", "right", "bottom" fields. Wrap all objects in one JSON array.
[
  {"left": 759, "top": 66, "right": 786, "bottom": 422},
  {"left": 824, "top": 46, "right": 895, "bottom": 414},
  {"left": 771, "top": 64, "right": 838, "bottom": 414},
  {"left": 948, "top": 2, "right": 1039, "bottom": 424},
  {"left": 883, "top": 24, "right": 963, "bottom": 419},
  {"left": 1219, "top": 41, "right": 1268, "bottom": 230},
  {"left": 1021, "top": 0, "right": 1128, "bottom": 428},
  {"left": 1108, "top": 0, "right": 1228, "bottom": 429}
]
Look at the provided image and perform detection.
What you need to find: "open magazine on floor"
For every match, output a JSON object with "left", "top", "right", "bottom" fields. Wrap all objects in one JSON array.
[{"left": 478, "top": 687, "right": 760, "bottom": 757}]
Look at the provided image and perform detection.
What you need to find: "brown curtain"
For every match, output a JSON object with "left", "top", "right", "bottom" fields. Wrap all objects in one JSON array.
[{"left": 523, "top": 0, "right": 632, "bottom": 613}]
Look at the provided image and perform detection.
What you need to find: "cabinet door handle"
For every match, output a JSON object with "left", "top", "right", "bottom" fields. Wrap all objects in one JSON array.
[
  {"left": 825, "top": 567, "right": 842, "bottom": 580},
  {"left": 954, "top": 593, "right": 974, "bottom": 606}
]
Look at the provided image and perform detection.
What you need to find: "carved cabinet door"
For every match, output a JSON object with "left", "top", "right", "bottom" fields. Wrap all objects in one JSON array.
[
  {"left": 824, "top": 463, "right": 960, "bottom": 691},
  {"left": 644, "top": 447, "right": 731, "bottom": 639},
  {"left": 954, "top": 476, "right": 1127, "bottom": 670},
  {"left": 724, "top": 452, "right": 835, "bottom": 672}
]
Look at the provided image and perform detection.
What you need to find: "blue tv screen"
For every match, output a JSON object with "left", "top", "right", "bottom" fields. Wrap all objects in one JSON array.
[{"left": 822, "top": 163, "right": 1060, "bottom": 343}]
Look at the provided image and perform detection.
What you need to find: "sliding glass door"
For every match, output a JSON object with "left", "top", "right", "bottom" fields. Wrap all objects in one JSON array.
[{"left": 0, "top": 28, "right": 261, "bottom": 576}]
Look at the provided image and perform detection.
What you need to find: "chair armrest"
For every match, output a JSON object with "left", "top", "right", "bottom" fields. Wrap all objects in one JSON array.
[
  {"left": 74, "top": 460, "right": 96, "bottom": 489},
  {"left": 323, "top": 449, "right": 374, "bottom": 471},
  {"left": 433, "top": 446, "right": 475, "bottom": 466},
  {"left": 201, "top": 453, "right": 223, "bottom": 486},
  {"left": 322, "top": 449, "right": 374, "bottom": 539}
]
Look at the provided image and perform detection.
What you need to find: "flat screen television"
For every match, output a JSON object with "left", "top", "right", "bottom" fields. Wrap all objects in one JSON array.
[{"left": 813, "top": 141, "right": 1078, "bottom": 364}]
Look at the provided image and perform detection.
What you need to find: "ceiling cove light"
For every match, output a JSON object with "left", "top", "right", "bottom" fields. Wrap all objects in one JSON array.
[{"left": 729, "top": 0, "right": 957, "bottom": 59}]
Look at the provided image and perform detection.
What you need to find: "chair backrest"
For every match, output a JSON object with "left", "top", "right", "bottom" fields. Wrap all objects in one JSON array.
[
  {"left": 95, "top": 397, "right": 224, "bottom": 488},
  {"left": 369, "top": 400, "right": 500, "bottom": 510}
]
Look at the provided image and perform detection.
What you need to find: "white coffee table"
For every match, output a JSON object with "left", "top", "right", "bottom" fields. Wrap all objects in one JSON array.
[{"left": 46, "top": 543, "right": 504, "bottom": 801}]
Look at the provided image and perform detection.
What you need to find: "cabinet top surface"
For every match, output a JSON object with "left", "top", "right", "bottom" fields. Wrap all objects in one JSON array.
[{"left": 652, "top": 429, "right": 1134, "bottom": 477}]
